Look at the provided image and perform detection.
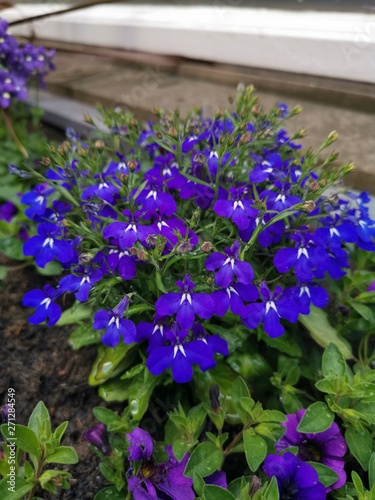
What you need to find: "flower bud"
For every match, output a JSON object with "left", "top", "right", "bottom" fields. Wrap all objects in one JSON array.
[
  {"left": 156, "top": 132, "right": 163, "bottom": 139},
  {"left": 301, "top": 200, "right": 316, "bottom": 213},
  {"left": 177, "top": 240, "right": 192, "bottom": 255},
  {"left": 327, "top": 130, "right": 339, "bottom": 144},
  {"left": 306, "top": 180, "right": 319, "bottom": 192},
  {"left": 82, "top": 423, "right": 111, "bottom": 456},
  {"left": 239, "top": 132, "right": 251, "bottom": 144},
  {"left": 249, "top": 476, "right": 262, "bottom": 496},
  {"left": 83, "top": 114, "right": 94, "bottom": 125},
  {"left": 167, "top": 127, "right": 178, "bottom": 138},
  {"left": 319, "top": 179, "right": 328, "bottom": 188},
  {"left": 79, "top": 253, "right": 93, "bottom": 264},
  {"left": 58, "top": 143, "right": 69, "bottom": 155},
  {"left": 77, "top": 147, "right": 87, "bottom": 157},
  {"left": 146, "top": 234, "right": 158, "bottom": 246},
  {"left": 342, "top": 162, "right": 355, "bottom": 175},
  {"left": 193, "top": 153, "right": 206, "bottom": 164},
  {"left": 95, "top": 139, "right": 105, "bottom": 149},
  {"left": 119, "top": 173, "right": 128, "bottom": 182},
  {"left": 40, "top": 157, "right": 50, "bottom": 166},
  {"left": 326, "top": 194, "right": 340, "bottom": 206},
  {"left": 137, "top": 249, "right": 149, "bottom": 261},
  {"left": 130, "top": 247, "right": 138, "bottom": 255},
  {"left": 128, "top": 159, "right": 138, "bottom": 171},
  {"left": 201, "top": 241, "right": 213, "bottom": 253}
]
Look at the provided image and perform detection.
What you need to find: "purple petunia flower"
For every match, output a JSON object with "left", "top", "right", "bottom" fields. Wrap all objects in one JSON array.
[
  {"left": 22, "top": 284, "right": 62, "bottom": 326},
  {"left": 82, "top": 423, "right": 111, "bottom": 456},
  {"left": 205, "top": 240, "right": 254, "bottom": 289},
  {"left": 263, "top": 452, "right": 326, "bottom": 499},
  {"left": 93, "top": 296, "right": 137, "bottom": 348},
  {"left": 155, "top": 274, "right": 215, "bottom": 329},
  {"left": 126, "top": 428, "right": 154, "bottom": 462},
  {"left": 127, "top": 430, "right": 195, "bottom": 500},
  {"left": 275, "top": 409, "right": 347, "bottom": 492}
]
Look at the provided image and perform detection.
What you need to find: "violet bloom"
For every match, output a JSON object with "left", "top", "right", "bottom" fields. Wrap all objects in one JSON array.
[
  {"left": 212, "top": 283, "right": 258, "bottom": 318},
  {"left": 136, "top": 314, "right": 171, "bottom": 352},
  {"left": 205, "top": 240, "right": 254, "bottom": 289},
  {"left": 213, "top": 187, "right": 258, "bottom": 231},
  {"left": 274, "top": 232, "right": 318, "bottom": 283},
  {"left": 127, "top": 430, "right": 195, "bottom": 500},
  {"left": 81, "top": 173, "right": 120, "bottom": 205},
  {"left": 82, "top": 423, "right": 111, "bottom": 456},
  {"left": 103, "top": 210, "right": 154, "bottom": 250},
  {"left": 106, "top": 152, "right": 130, "bottom": 176},
  {"left": 263, "top": 452, "right": 326, "bottom": 500},
  {"left": 126, "top": 428, "right": 154, "bottom": 462},
  {"left": 287, "top": 283, "right": 329, "bottom": 315},
  {"left": 23, "top": 222, "right": 76, "bottom": 268},
  {"left": 135, "top": 173, "right": 177, "bottom": 216},
  {"left": 151, "top": 215, "right": 198, "bottom": 251},
  {"left": 276, "top": 409, "right": 347, "bottom": 492},
  {"left": 21, "top": 184, "right": 54, "bottom": 219},
  {"left": 22, "top": 284, "right": 62, "bottom": 326},
  {"left": 242, "top": 283, "right": 299, "bottom": 337},
  {"left": 93, "top": 296, "right": 136, "bottom": 348},
  {"left": 249, "top": 151, "right": 283, "bottom": 184},
  {"left": 59, "top": 265, "right": 103, "bottom": 302},
  {"left": 104, "top": 248, "right": 137, "bottom": 281},
  {"left": 260, "top": 181, "right": 301, "bottom": 212},
  {"left": 367, "top": 281, "right": 375, "bottom": 292},
  {"left": 204, "top": 471, "right": 227, "bottom": 489},
  {"left": 146, "top": 323, "right": 220, "bottom": 383},
  {"left": 155, "top": 274, "right": 215, "bottom": 329}
]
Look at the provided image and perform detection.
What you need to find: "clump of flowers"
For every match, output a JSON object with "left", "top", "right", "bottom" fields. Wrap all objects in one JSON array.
[
  {"left": 0, "top": 18, "right": 55, "bottom": 108},
  {"left": 15, "top": 86, "right": 375, "bottom": 498}
]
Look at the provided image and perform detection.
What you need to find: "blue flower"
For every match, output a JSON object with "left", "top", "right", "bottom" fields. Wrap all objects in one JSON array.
[
  {"left": 21, "top": 184, "right": 54, "bottom": 219},
  {"left": 93, "top": 296, "right": 136, "bottom": 348},
  {"left": 155, "top": 274, "right": 215, "bottom": 329},
  {"left": 263, "top": 452, "right": 326, "bottom": 499},
  {"left": 22, "top": 284, "right": 62, "bottom": 326},
  {"left": 23, "top": 222, "right": 77, "bottom": 268},
  {"left": 59, "top": 265, "right": 103, "bottom": 302},
  {"left": 243, "top": 283, "right": 299, "bottom": 337},
  {"left": 205, "top": 240, "right": 254, "bottom": 289},
  {"left": 82, "top": 423, "right": 111, "bottom": 456},
  {"left": 212, "top": 282, "right": 259, "bottom": 318},
  {"left": 103, "top": 210, "right": 154, "bottom": 249},
  {"left": 213, "top": 187, "right": 258, "bottom": 231}
]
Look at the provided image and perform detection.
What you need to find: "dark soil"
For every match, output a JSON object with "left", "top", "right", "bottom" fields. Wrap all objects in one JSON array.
[{"left": 0, "top": 260, "right": 110, "bottom": 499}]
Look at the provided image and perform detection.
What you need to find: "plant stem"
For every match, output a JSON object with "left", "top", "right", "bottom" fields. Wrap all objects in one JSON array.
[
  {"left": 1, "top": 108, "right": 29, "bottom": 159},
  {"left": 27, "top": 458, "right": 44, "bottom": 500}
]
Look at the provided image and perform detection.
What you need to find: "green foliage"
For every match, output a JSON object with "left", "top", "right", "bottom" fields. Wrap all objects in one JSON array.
[{"left": 0, "top": 401, "right": 77, "bottom": 498}]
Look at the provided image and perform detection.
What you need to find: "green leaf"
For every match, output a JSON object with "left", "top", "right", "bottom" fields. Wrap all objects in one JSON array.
[
  {"left": 94, "top": 486, "right": 127, "bottom": 499},
  {"left": 69, "top": 323, "right": 101, "bottom": 349},
  {"left": 345, "top": 427, "right": 372, "bottom": 470},
  {"left": 193, "top": 471, "right": 205, "bottom": 496},
  {"left": 369, "top": 453, "right": 375, "bottom": 489},
  {"left": 39, "top": 470, "right": 72, "bottom": 492},
  {"left": 0, "top": 476, "right": 34, "bottom": 500},
  {"left": 57, "top": 303, "right": 92, "bottom": 326},
  {"left": 35, "top": 260, "right": 62, "bottom": 276},
  {"left": 173, "top": 439, "right": 196, "bottom": 462},
  {"left": 349, "top": 300, "right": 373, "bottom": 321},
  {"left": 262, "top": 476, "right": 279, "bottom": 500},
  {"left": 24, "top": 460, "right": 34, "bottom": 481},
  {"left": 45, "top": 446, "right": 78, "bottom": 464},
  {"left": 243, "top": 429, "right": 267, "bottom": 472},
  {"left": 202, "top": 484, "right": 236, "bottom": 500},
  {"left": 1, "top": 424, "right": 41, "bottom": 459},
  {"left": 322, "top": 343, "right": 346, "bottom": 378},
  {"left": 89, "top": 343, "right": 136, "bottom": 386},
  {"left": 299, "top": 306, "right": 352, "bottom": 359},
  {"left": 353, "top": 402, "right": 375, "bottom": 424},
  {"left": 297, "top": 402, "right": 334, "bottom": 433},
  {"left": 309, "top": 462, "right": 339, "bottom": 487},
  {"left": 184, "top": 442, "right": 223, "bottom": 478},
  {"left": 231, "top": 378, "right": 251, "bottom": 424},
  {"left": 92, "top": 407, "right": 124, "bottom": 432},
  {"left": 354, "top": 291, "right": 375, "bottom": 303},
  {"left": 0, "top": 237, "right": 25, "bottom": 260},
  {"left": 53, "top": 421, "right": 69, "bottom": 446},
  {"left": 155, "top": 271, "right": 168, "bottom": 293},
  {"left": 28, "top": 401, "right": 51, "bottom": 441},
  {"left": 352, "top": 470, "right": 364, "bottom": 495},
  {"left": 0, "top": 265, "right": 7, "bottom": 281}
]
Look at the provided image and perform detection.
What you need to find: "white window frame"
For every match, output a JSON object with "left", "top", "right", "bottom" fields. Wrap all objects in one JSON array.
[{"left": 4, "top": 3, "right": 375, "bottom": 84}]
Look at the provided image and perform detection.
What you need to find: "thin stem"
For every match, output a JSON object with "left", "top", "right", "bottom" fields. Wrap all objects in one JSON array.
[
  {"left": 1, "top": 108, "right": 29, "bottom": 159},
  {"left": 27, "top": 455, "right": 45, "bottom": 500}
]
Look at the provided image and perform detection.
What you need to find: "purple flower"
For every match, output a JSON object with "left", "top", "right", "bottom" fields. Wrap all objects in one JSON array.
[
  {"left": 126, "top": 428, "right": 154, "bottom": 462},
  {"left": 242, "top": 283, "right": 299, "bottom": 337},
  {"left": 21, "top": 184, "right": 54, "bottom": 219},
  {"left": 22, "top": 284, "right": 62, "bottom": 326},
  {"left": 274, "top": 232, "right": 318, "bottom": 283},
  {"left": 128, "top": 441, "right": 194, "bottom": 500},
  {"left": 205, "top": 240, "right": 254, "bottom": 288},
  {"left": 93, "top": 296, "right": 137, "bottom": 348},
  {"left": 276, "top": 409, "right": 347, "bottom": 492},
  {"left": 212, "top": 282, "right": 258, "bottom": 318},
  {"left": 204, "top": 471, "right": 228, "bottom": 489},
  {"left": 135, "top": 174, "right": 177, "bottom": 216},
  {"left": 287, "top": 283, "right": 329, "bottom": 315},
  {"left": 104, "top": 248, "right": 137, "bottom": 280},
  {"left": 81, "top": 174, "right": 120, "bottom": 204},
  {"left": 82, "top": 423, "right": 111, "bottom": 456},
  {"left": 136, "top": 314, "right": 171, "bottom": 351},
  {"left": 263, "top": 452, "right": 326, "bottom": 499},
  {"left": 249, "top": 151, "right": 283, "bottom": 184},
  {"left": 146, "top": 323, "right": 222, "bottom": 383},
  {"left": 59, "top": 265, "right": 103, "bottom": 302},
  {"left": 155, "top": 274, "right": 215, "bottom": 329},
  {"left": 103, "top": 210, "right": 154, "bottom": 249},
  {"left": 23, "top": 222, "right": 76, "bottom": 268},
  {"left": 367, "top": 281, "right": 375, "bottom": 292},
  {"left": 213, "top": 187, "right": 258, "bottom": 230}
]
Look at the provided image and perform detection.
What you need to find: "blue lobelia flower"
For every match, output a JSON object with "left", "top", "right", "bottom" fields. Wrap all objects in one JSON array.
[
  {"left": 242, "top": 283, "right": 299, "bottom": 337},
  {"left": 21, "top": 184, "right": 54, "bottom": 219},
  {"left": 105, "top": 151, "right": 130, "bottom": 176},
  {"left": 22, "top": 284, "right": 62, "bottom": 326},
  {"left": 212, "top": 282, "right": 259, "bottom": 318},
  {"left": 135, "top": 173, "right": 177, "bottom": 216},
  {"left": 213, "top": 186, "right": 258, "bottom": 231},
  {"left": 286, "top": 283, "right": 329, "bottom": 315},
  {"left": 103, "top": 209, "right": 154, "bottom": 250},
  {"left": 146, "top": 323, "right": 219, "bottom": 383},
  {"left": 276, "top": 409, "right": 347, "bottom": 492},
  {"left": 150, "top": 215, "right": 198, "bottom": 252},
  {"left": 155, "top": 274, "right": 215, "bottom": 329},
  {"left": 205, "top": 240, "right": 254, "bottom": 289},
  {"left": 260, "top": 181, "right": 301, "bottom": 212},
  {"left": 23, "top": 222, "right": 76, "bottom": 268},
  {"left": 136, "top": 314, "right": 172, "bottom": 352},
  {"left": 81, "top": 173, "right": 121, "bottom": 205},
  {"left": 93, "top": 296, "right": 136, "bottom": 348},
  {"left": 104, "top": 247, "right": 137, "bottom": 280},
  {"left": 249, "top": 151, "right": 283, "bottom": 184},
  {"left": 274, "top": 232, "right": 319, "bottom": 283},
  {"left": 263, "top": 452, "right": 326, "bottom": 499},
  {"left": 59, "top": 265, "right": 103, "bottom": 302}
]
